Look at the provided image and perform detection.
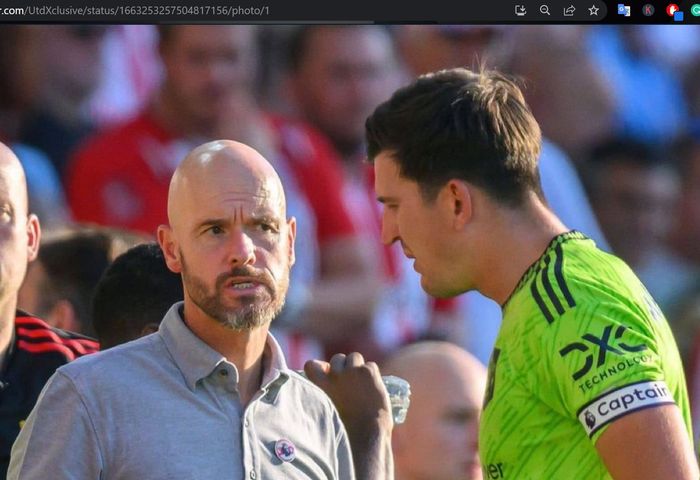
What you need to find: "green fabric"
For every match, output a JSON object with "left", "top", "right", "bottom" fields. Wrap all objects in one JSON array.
[{"left": 479, "top": 232, "right": 692, "bottom": 479}]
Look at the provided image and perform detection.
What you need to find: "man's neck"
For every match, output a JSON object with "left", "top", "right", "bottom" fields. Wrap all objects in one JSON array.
[
  {"left": 474, "top": 196, "right": 568, "bottom": 306},
  {"left": 182, "top": 302, "right": 269, "bottom": 406}
]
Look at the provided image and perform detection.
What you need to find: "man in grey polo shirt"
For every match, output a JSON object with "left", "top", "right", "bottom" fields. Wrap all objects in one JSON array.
[{"left": 9, "top": 140, "right": 392, "bottom": 479}]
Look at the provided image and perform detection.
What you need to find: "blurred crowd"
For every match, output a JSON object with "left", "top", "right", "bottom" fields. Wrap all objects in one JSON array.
[{"left": 3, "top": 23, "right": 700, "bottom": 444}]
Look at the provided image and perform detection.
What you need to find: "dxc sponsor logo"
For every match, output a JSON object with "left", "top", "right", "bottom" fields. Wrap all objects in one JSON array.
[{"left": 559, "top": 325, "right": 647, "bottom": 380}]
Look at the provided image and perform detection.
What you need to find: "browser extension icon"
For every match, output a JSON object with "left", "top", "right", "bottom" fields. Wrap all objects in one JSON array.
[{"left": 617, "top": 4, "right": 631, "bottom": 16}]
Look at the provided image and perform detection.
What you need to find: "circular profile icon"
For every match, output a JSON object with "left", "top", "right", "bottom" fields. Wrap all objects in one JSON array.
[
  {"left": 666, "top": 3, "right": 680, "bottom": 15},
  {"left": 274, "top": 438, "right": 296, "bottom": 463},
  {"left": 692, "top": 3, "right": 700, "bottom": 15},
  {"left": 642, "top": 4, "right": 655, "bottom": 15}
]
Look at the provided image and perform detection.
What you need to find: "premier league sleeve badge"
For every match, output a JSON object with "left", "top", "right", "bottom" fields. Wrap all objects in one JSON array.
[{"left": 274, "top": 438, "right": 296, "bottom": 463}]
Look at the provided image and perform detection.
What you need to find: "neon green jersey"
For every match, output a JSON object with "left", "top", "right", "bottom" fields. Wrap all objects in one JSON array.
[{"left": 479, "top": 231, "right": 692, "bottom": 479}]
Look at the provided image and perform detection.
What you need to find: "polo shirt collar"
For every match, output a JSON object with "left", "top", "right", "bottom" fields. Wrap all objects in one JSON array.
[
  {"left": 159, "top": 302, "right": 290, "bottom": 393},
  {"left": 260, "top": 330, "right": 289, "bottom": 386}
]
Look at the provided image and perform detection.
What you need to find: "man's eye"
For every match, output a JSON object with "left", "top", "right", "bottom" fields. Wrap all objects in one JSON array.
[
  {"left": 209, "top": 225, "right": 224, "bottom": 235},
  {"left": 260, "top": 223, "right": 277, "bottom": 233},
  {"left": 0, "top": 208, "right": 11, "bottom": 223}
]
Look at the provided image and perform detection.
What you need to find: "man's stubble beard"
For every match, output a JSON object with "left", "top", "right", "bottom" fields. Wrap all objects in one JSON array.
[{"left": 180, "top": 252, "right": 288, "bottom": 331}]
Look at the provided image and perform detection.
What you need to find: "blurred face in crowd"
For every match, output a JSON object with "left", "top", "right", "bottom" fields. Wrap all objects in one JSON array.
[
  {"left": 389, "top": 344, "right": 487, "bottom": 480},
  {"left": 0, "top": 143, "right": 40, "bottom": 310},
  {"left": 291, "top": 26, "right": 401, "bottom": 157},
  {"left": 592, "top": 160, "right": 678, "bottom": 267},
  {"left": 159, "top": 26, "right": 257, "bottom": 131},
  {"left": 159, "top": 141, "right": 295, "bottom": 330},
  {"left": 375, "top": 153, "right": 468, "bottom": 298},
  {"left": 40, "top": 26, "right": 108, "bottom": 102}
]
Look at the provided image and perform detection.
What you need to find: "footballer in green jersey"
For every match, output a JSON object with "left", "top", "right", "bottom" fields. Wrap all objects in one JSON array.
[
  {"left": 368, "top": 68, "right": 698, "bottom": 479},
  {"left": 479, "top": 231, "right": 691, "bottom": 479}
]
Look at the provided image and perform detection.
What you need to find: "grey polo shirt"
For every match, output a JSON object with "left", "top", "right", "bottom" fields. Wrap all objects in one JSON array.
[{"left": 9, "top": 303, "right": 355, "bottom": 480}]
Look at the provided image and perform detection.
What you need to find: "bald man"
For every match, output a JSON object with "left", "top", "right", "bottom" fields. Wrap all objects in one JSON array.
[
  {"left": 9, "top": 140, "right": 393, "bottom": 479},
  {"left": 0, "top": 142, "right": 98, "bottom": 477},
  {"left": 383, "top": 342, "right": 486, "bottom": 480}
]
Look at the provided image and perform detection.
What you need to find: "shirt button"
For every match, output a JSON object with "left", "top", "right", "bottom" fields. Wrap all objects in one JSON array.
[{"left": 249, "top": 470, "right": 256, "bottom": 479}]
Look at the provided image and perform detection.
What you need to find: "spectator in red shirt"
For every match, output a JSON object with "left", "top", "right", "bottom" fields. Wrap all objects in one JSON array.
[{"left": 286, "top": 26, "right": 459, "bottom": 357}]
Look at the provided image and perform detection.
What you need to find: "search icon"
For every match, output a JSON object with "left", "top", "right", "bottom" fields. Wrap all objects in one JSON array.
[{"left": 540, "top": 4, "right": 551, "bottom": 14}]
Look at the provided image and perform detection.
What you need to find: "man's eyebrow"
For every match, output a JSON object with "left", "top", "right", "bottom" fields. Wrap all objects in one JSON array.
[
  {"left": 193, "top": 217, "right": 227, "bottom": 230},
  {"left": 250, "top": 212, "right": 281, "bottom": 223}
]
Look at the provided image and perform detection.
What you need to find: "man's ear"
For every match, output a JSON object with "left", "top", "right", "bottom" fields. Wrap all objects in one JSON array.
[
  {"left": 442, "top": 180, "right": 473, "bottom": 230},
  {"left": 157, "top": 225, "right": 182, "bottom": 273},
  {"left": 287, "top": 217, "right": 297, "bottom": 267},
  {"left": 26, "top": 213, "right": 40, "bottom": 263}
]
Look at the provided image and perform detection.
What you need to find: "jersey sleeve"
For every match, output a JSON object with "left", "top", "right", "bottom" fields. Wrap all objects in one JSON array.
[
  {"left": 543, "top": 298, "right": 675, "bottom": 443},
  {"left": 8, "top": 371, "right": 103, "bottom": 479}
]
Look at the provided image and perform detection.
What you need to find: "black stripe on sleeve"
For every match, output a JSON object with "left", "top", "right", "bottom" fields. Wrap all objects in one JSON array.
[
  {"left": 541, "top": 255, "right": 565, "bottom": 315},
  {"left": 531, "top": 279, "right": 554, "bottom": 324},
  {"left": 554, "top": 243, "right": 576, "bottom": 308}
]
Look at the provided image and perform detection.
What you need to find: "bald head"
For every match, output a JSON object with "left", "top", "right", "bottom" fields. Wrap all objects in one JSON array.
[
  {"left": 0, "top": 142, "right": 40, "bottom": 314},
  {"left": 384, "top": 341, "right": 486, "bottom": 395},
  {"left": 384, "top": 341, "right": 486, "bottom": 480},
  {"left": 158, "top": 139, "right": 295, "bottom": 333},
  {"left": 167, "top": 140, "right": 286, "bottom": 230}
]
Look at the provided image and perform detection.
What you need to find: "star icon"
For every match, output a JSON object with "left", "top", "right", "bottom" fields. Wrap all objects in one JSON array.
[{"left": 589, "top": 5, "right": 600, "bottom": 15}]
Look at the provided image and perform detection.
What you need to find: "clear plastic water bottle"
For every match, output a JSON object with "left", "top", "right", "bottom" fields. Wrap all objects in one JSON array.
[{"left": 382, "top": 375, "right": 411, "bottom": 424}]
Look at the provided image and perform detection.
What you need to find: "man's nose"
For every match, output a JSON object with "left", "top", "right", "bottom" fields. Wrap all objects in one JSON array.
[
  {"left": 227, "top": 229, "right": 256, "bottom": 266},
  {"left": 380, "top": 212, "right": 399, "bottom": 246}
]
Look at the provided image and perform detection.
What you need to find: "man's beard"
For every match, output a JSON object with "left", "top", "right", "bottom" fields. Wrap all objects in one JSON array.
[{"left": 180, "top": 253, "right": 288, "bottom": 331}]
